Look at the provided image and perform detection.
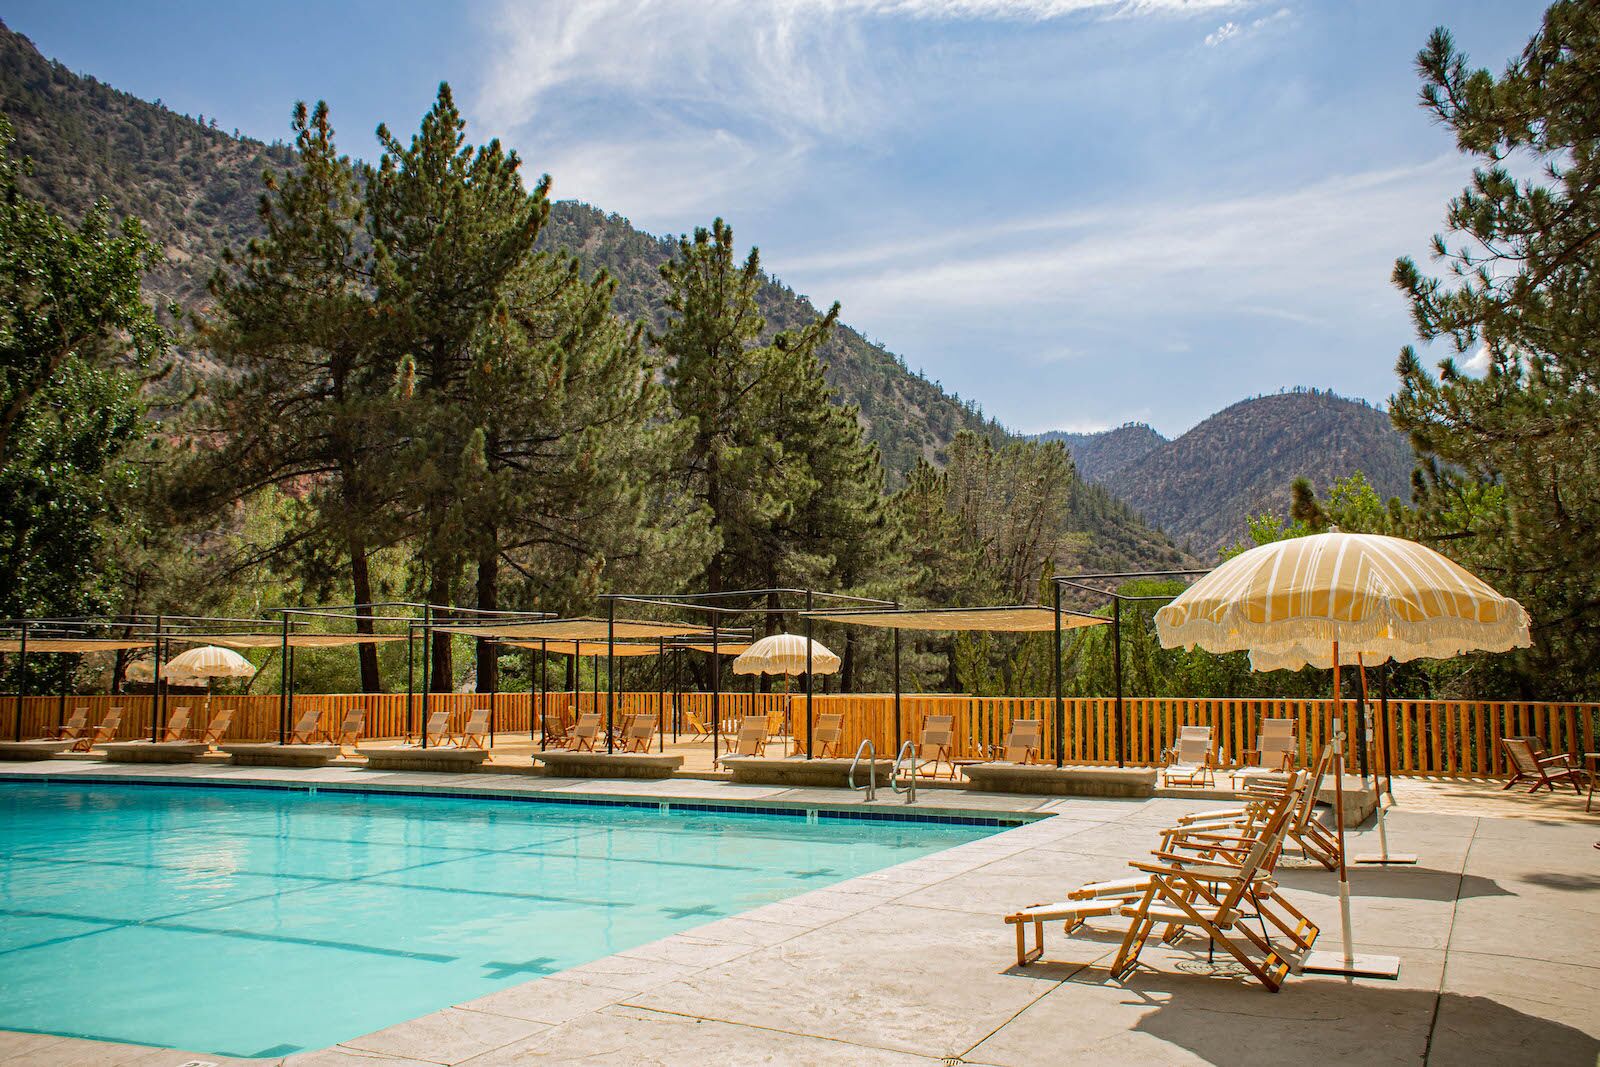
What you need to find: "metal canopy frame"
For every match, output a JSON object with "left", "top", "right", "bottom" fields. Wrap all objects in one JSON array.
[
  {"left": 597, "top": 588, "right": 894, "bottom": 761},
  {"left": 1052, "top": 570, "right": 1213, "bottom": 768},
  {"left": 798, "top": 600, "right": 1112, "bottom": 768}
]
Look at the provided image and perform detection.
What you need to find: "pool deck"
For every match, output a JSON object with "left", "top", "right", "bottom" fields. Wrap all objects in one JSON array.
[{"left": 1, "top": 761, "right": 1596, "bottom": 1066}]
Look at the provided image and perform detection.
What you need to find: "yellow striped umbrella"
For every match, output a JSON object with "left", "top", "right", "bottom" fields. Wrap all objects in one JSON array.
[
  {"left": 1154, "top": 530, "right": 1530, "bottom": 665},
  {"left": 1153, "top": 529, "right": 1530, "bottom": 978}
]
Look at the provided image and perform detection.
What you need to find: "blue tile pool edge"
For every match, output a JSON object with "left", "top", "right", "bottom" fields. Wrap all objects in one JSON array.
[{"left": 0, "top": 771, "right": 1043, "bottom": 828}]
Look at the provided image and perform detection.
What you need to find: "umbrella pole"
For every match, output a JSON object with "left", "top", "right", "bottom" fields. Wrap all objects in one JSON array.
[
  {"left": 1355, "top": 656, "right": 1417, "bottom": 866},
  {"left": 1304, "top": 641, "right": 1400, "bottom": 979}
]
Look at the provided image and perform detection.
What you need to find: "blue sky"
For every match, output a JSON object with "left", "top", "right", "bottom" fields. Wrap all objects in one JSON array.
[{"left": 8, "top": 1, "right": 1548, "bottom": 436}]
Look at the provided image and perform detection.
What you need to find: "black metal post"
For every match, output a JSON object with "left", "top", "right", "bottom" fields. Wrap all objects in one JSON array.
[
  {"left": 1053, "top": 582, "right": 1064, "bottom": 768},
  {"left": 658, "top": 638, "right": 666, "bottom": 753},
  {"left": 287, "top": 640, "right": 296, "bottom": 733},
  {"left": 13, "top": 620, "right": 26, "bottom": 741},
  {"left": 711, "top": 620, "right": 720, "bottom": 766},
  {"left": 892, "top": 624, "right": 902, "bottom": 753},
  {"left": 535, "top": 640, "right": 545, "bottom": 748},
  {"left": 57, "top": 675, "right": 66, "bottom": 738},
  {"left": 606, "top": 599, "right": 616, "bottom": 754},
  {"left": 157, "top": 632, "right": 169, "bottom": 743},
  {"left": 488, "top": 642, "right": 497, "bottom": 748},
  {"left": 421, "top": 607, "right": 432, "bottom": 749},
  {"left": 1112, "top": 596, "right": 1125, "bottom": 768},
  {"left": 406, "top": 620, "right": 415, "bottom": 742},
  {"left": 277, "top": 613, "right": 287, "bottom": 744},
  {"left": 1355, "top": 655, "right": 1370, "bottom": 780},
  {"left": 672, "top": 647, "right": 681, "bottom": 741},
  {"left": 804, "top": 589, "right": 814, "bottom": 759}
]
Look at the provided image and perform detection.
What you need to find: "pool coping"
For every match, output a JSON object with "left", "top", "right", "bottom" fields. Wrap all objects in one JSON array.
[{"left": 0, "top": 761, "right": 1077, "bottom": 1064}]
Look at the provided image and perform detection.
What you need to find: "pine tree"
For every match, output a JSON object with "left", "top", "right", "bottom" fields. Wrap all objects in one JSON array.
[
  {"left": 188, "top": 101, "right": 394, "bottom": 690},
  {"left": 0, "top": 114, "right": 165, "bottom": 645},
  {"left": 1391, "top": 2, "right": 1600, "bottom": 696},
  {"left": 654, "top": 218, "right": 839, "bottom": 596}
]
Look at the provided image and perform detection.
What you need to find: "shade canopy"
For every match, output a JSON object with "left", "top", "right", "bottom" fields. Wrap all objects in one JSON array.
[
  {"left": 439, "top": 616, "right": 712, "bottom": 641},
  {"left": 732, "top": 634, "right": 841, "bottom": 677},
  {"left": 0, "top": 637, "right": 154, "bottom": 653},
  {"left": 164, "top": 645, "right": 257, "bottom": 680},
  {"left": 1154, "top": 531, "right": 1531, "bottom": 664},
  {"left": 673, "top": 642, "right": 754, "bottom": 656},
  {"left": 176, "top": 633, "right": 406, "bottom": 649},
  {"left": 504, "top": 639, "right": 663, "bottom": 658},
  {"left": 801, "top": 605, "right": 1108, "bottom": 633}
]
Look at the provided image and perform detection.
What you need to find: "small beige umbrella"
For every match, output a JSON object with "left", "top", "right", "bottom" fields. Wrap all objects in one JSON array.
[
  {"left": 163, "top": 645, "right": 257, "bottom": 716},
  {"left": 733, "top": 634, "right": 842, "bottom": 750},
  {"left": 1155, "top": 529, "right": 1530, "bottom": 979},
  {"left": 732, "top": 634, "right": 841, "bottom": 678}
]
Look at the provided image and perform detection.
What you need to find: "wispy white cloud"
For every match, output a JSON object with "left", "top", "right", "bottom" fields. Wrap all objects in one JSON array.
[
  {"left": 1204, "top": 5, "right": 1290, "bottom": 46},
  {"left": 474, "top": 0, "right": 1261, "bottom": 221},
  {"left": 782, "top": 155, "right": 1467, "bottom": 333}
]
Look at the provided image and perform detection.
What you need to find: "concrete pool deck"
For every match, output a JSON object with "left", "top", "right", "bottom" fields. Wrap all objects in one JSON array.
[{"left": 0, "top": 761, "right": 1595, "bottom": 1065}]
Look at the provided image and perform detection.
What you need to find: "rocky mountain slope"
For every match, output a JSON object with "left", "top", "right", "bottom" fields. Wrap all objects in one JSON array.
[{"left": 1052, "top": 391, "right": 1414, "bottom": 557}]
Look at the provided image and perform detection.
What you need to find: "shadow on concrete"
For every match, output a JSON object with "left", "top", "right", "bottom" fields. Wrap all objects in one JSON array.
[
  {"left": 1522, "top": 871, "right": 1600, "bottom": 893},
  {"left": 1125, "top": 974, "right": 1598, "bottom": 1066},
  {"left": 1275, "top": 866, "right": 1510, "bottom": 902}
]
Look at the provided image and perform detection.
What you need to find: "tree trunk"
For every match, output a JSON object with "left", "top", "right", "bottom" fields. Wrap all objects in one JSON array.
[
  {"left": 349, "top": 537, "right": 382, "bottom": 693},
  {"left": 428, "top": 571, "right": 453, "bottom": 692},
  {"left": 475, "top": 543, "right": 498, "bottom": 694}
]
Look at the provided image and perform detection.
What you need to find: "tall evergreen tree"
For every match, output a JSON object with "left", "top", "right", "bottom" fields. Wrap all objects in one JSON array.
[
  {"left": 1391, "top": 2, "right": 1600, "bottom": 696},
  {"left": 0, "top": 115, "right": 165, "bottom": 646},
  {"left": 188, "top": 101, "right": 394, "bottom": 690}
]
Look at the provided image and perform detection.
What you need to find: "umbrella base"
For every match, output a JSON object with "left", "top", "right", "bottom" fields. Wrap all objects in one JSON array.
[{"left": 1302, "top": 950, "right": 1400, "bottom": 979}]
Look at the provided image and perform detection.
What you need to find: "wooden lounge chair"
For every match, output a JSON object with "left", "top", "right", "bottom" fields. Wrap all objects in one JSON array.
[
  {"left": 1500, "top": 736, "right": 1585, "bottom": 794},
  {"left": 69, "top": 708, "right": 122, "bottom": 752},
  {"left": 1163, "top": 725, "right": 1215, "bottom": 787},
  {"left": 159, "top": 706, "right": 192, "bottom": 742},
  {"left": 196, "top": 708, "right": 233, "bottom": 747},
  {"left": 717, "top": 717, "right": 768, "bottom": 764},
  {"left": 1241, "top": 717, "right": 1297, "bottom": 774},
  {"left": 54, "top": 706, "right": 89, "bottom": 741},
  {"left": 541, "top": 710, "right": 573, "bottom": 748},
  {"left": 915, "top": 714, "right": 956, "bottom": 779},
  {"left": 401, "top": 710, "right": 452, "bottom": 746},
  {"left": 457, "top": 709, "right": 490, "bottom": 750},
  {"left": 683, "top": 709, "right": 713, "bottom": 742},
  {"left": 1171, "top": 741, "right": 1339, "bottom": 871},
  {"left": 1005, "top": 773, "right": 1317, "bottom": 973},
  {"left": 1108, "top": 779, "right": 1307, "bottom": 991},
  {"left": 811, "top": 712, "right": 844, "bottom": 758},
  {"left": 570, "top": 712, "right": 603, "bottom": 752},
  {"left": 286, "top": 707, "right": 323, "bottom": 744},
  {"left": 325, "top": 709, "right": 364, "bottom": 749},
  {"left": 622, "top": 713, "right": 657, "bottom": 753},
  {"left": 990, "top": 719, "right": 1042, "bottom": 764}
]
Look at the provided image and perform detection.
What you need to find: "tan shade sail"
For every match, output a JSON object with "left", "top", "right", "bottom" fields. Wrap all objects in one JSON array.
[
  {"left": 0, "top": 638, "right": 154, "bottom": 653},
  {"left": 801, "top": 605, "right": 1109, "bottom": 633},
  {"left": 438, "top": 616, "right": 712, "bottom": 640},
  {"left": 732, "top": 634, "right": 841, "bottom": 677},
  {"left": 1155, "top": 531, "right": 1531, "bottom": 665},
  {"left": 174, "top": 633, "right": 407, "bottom": 649},
  {"left": 164, "top": 645, "right": 257, "bottom": 680},
  {"left": 672, "top": 642, "right": 754, "bottom": 656},
  {"left": 503, "top": 639, "right": 663, "bottom": 657}
]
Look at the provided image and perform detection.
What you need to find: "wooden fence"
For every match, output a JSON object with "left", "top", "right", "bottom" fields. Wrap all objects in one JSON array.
[{"left": 7, "top": 691, "right": 1595, "bottom": 778}]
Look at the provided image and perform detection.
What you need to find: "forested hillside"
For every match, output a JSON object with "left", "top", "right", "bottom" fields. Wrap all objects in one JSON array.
[
  {"left": 0, "top": 19, "right": 1185, "bottom": 576},
  {"left": 1034, "top": 422, "right": 1167, "bottom": 483},
  {"left": 1084, "top": 391, "right": 1415, "bottom": 557},
  {"left": 0, "top": 21, "right": 994, "bottom": 477}
]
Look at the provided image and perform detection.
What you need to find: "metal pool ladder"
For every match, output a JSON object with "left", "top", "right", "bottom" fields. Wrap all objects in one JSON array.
[
  {"left": 849, "top": 739, "right": 877, "bottom": 801},
  {"left": 890, "top": 740, "right": 918, "bottom": 803}
]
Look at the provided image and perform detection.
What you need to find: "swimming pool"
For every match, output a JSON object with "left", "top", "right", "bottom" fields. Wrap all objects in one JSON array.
[{"left": 0, "top": 781, "right": 1000, "bottom": 1057}]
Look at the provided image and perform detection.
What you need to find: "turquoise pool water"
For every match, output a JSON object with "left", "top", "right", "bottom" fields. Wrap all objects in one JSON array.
[{"left": 0, "top": 782, "right": 998, "bottom": 1057}]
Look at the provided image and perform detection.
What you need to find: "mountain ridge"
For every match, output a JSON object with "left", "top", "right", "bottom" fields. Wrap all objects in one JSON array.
[
  {"left": 0, "top": 19, "right": 1192, "bottom": 575},
  {"left": 1040, "top": 390, "right": 1415, "bottom": 557}
]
